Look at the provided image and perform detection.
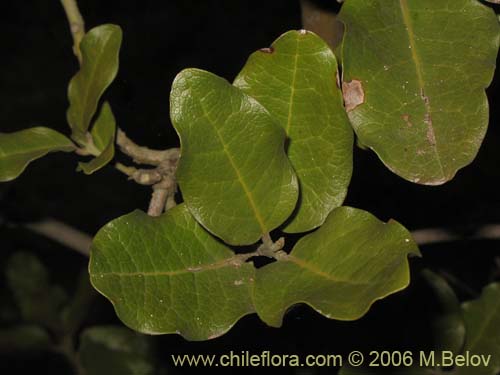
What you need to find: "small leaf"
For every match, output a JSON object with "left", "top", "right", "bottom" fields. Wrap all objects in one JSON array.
[
  {"left": 61, "top": 268, "right": 97, "bottom": 335},
  {"left": 78, "top": 102, "right": 116, "bottom": 174},
  {"left": 420, "top": 270, "right": 465, "bottom": 355},
  {"left": 234, "top": 30, "right": 353, "bottom": 233},
  {"left": 0, "top": 325, "right": 52, "bottom": 352},
  {"left": 338, "top": 0, "right": 500, "bottom": 185},
  {"left": 457, "top": 283, "right": 500, "bottom": 375},
  {"left": 170, "top": 68, "right": 298, "bottom": 245},
  {"left": 6, "top": 252, "right": 68, "bottom": 332},
  {"left": 67, "top": 24, "right": 122, "bottom": 143},
  {"left": 254, "top": 207, "right": 419, "bottom": 327},
  {"left": 89, "top": 204, "right": 256, "bottom": 341},
  {"left": 0, "top": 127, "right": 75, "bottom": 182},
  {"left": 79, "top": 325, "right": 157, "bottom": 375}
]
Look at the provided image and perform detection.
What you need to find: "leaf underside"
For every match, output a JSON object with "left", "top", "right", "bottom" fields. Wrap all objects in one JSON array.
[{"left": 339, "top": 0, "right": 500, "bottom": 185}]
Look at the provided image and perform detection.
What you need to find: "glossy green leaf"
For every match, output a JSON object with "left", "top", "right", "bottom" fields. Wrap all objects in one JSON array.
[
  {"left": 79, "top": 326, "right": 158, "bottom": 375},
  {"left": 67, "top": 24, "right": 122, "bottom": 143},
  {"left": 78, "top": 102, "right": 116, "bottom": 174},
  {"left": 0, "top": 127, "right": 75, "bottom": 182},
  {"left": 170, "top": 68, "right": 298, "bottom": 245},
  {"left": 6, "top": 252, "right": 68, "bottom": 331},
  {"left": 234, "top": 30, "right": 353, "bottom": 233},
  {"left": 254, "top": 206, "right": 420, "bottom": 327},
  {"left": 89, "top": 204, "right": 256, "bottom": 341},
  {"left": 338, "top": 0, "right": 500, "bottom": 185},
  {"left": 457, "top": 283, "right": 500, "bottom": 375}
]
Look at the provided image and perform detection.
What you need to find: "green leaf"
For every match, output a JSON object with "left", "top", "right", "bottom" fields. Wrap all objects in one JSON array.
[
  {"left": 79, "top": 325, "right": 157, "bottom": 375},
  {"left": 170, "top": 68, "right": 298, "bottom": 245},
  {"left": 6, "top": 252, "right": 68, "bottom": 332},
  {"left": 420, "top": 270, "right": 465, "bottom": 355},
  {"left": 234, "top": 30, "right": 353, "bottom": 233},
  {"left": 0, "top": 325, "right": 52, "bottom": 352},
  {"left": 0, "top": 127, "right": 75, "bottom": 182},
  {"left": 89, "top": 204, "right": 256, "bottom": 341},
  {"left": 253, "top": 206, "right": 419, "bottom": 327},
  {"left": 338, "top": 0, "right": 500, "bottom": 185},
  {"left": 67, "top": 24, "right": 122, "bottom": 143},
  {"left": 77, "top": 102, "right": 116, "bottom": 174},
  {"left": 457, "top": 283, "right": 500, "bottom": 375},
  {"left": 62, "top": 268, "right": 97, "bottom": 335}
]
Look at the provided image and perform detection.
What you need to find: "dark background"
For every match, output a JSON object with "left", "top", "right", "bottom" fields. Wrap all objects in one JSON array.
[{"left": 0, "top": 1, "right": 499, "bottom": 374}]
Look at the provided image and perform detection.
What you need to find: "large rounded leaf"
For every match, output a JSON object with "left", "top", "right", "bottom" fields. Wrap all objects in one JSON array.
[
  {"left": 0, "top": 127, "right": 75, "bottom": 182},
  {"left": 339, "top": 0, "right": 500, "bottom": 185},
  {"left": 89, "top": 204, "right": 256, "bottom": 341},
  {"left": 170, "top": 69, "right": 298, "bottom": 245},
  {"left": 234, "top": 30, "right": 353, "bottom": 233},
  {"left": 254, "top": 206, "right": 420, "bottom": 327}
]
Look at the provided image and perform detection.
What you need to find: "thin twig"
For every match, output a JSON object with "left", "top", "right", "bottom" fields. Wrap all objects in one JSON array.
[
  {"left": 148, "top": 188, "right": 170, "bottom": 217},
  {"left": 412, "top": 224, "right": 500, "bottom": 246},
  {"left": 411, "top": 228, "right": 460, "bottom": 246},
  {"left": 25, "top": 219, "right": 92, "bottom": 257},
  {"left": 20, "top": 218, "right": 500, "bottom": 260},
  {"left": 117, "top": 129, "right": 180, "bottom": 166},
  {"left": 114, "top": 162, "right": 137, "bottom": 177},
  {"left": 115, "top": 128, "right": 180, "bottom": 214},
  {"left": 60, "top": 0, "right": 86, "bottom": 65},
  {"left": 147, "top": 173, "right": 176, "bottom": 216}
]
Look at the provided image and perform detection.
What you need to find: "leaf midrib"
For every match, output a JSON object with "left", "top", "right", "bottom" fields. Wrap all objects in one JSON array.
[
  {"left": 198, "top": 92, "right": 268, "bottom": 235},
  {"left": 286, "top": 254, "right": 368, "bottom": 285},
  {"left": 74, "top": 30, "right": 114, "bottom": 131},
  {"left": 399, "top": 0, "right": 445, "bottom": 180},
  {"left": 285, "top": 36, "right": 300, "bottom": 135},
  {"left": 92, "top": 255, "right": 244, "bottom": 278}
]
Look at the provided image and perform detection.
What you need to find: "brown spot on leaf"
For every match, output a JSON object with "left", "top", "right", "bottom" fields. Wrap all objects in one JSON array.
[
  {"left": 342, "top": 80, "right": 365, "bottom": 112},
  {"left": 335, "top": 71, "right": 340, "bottom": 89},
  {"left": 426, "top": 124, "right": 436, "bottom": 146},
  {"left": 259, "top": 47, "right": 274, "bottom": 54},
  {"left": 401, "top": 114, "right": 412, "bottom": 127},
  {"left": 420, "top": 88, "right": 436, "bottom": 146}
]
